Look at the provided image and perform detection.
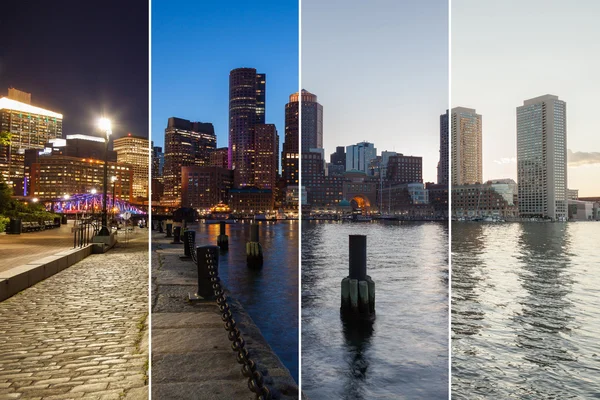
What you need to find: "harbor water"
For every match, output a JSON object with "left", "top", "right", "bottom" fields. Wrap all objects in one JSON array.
[
  {"left": 302, "top": 221, "right": 449, "bottom": 399},
  {"left": 193, "top": 220, "right": 299, "bottom": 382},
  {"left": 452, "top": 222, "right": 600, "bottom": 398}
]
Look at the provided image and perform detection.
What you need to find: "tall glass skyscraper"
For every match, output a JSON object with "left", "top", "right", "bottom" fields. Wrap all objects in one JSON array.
[
  {"left": 451, "top": 107, "right": 482, "bottom": 186},
  {"left": 517, "top": 94, "right": 567, "bottom": 220},
  {"left": 282, "top": 92, "right": 299, "bottom": 186},
  {"left": 299, "top": 89, "right": 323, "bottom": 152},
  {"left": 228, "top": 68, "right": 266, "bottom": 187},
  {"left": 438, "top": 110, "right": 449, "bottom": 185}
]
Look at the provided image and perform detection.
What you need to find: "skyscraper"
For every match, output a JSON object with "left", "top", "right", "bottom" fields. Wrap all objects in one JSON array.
[
  {"left": 517, "top": 94, "right": 567, "bottom": 220},
  {"left": 346, "top": 142, "right": 377, "bottom": 174},
  {"left": 451, "top": 107, "right": 482, "bottom": 185},
  {"left": 282, "top": 93, "right": 299, "bottom": 186},
  {"left": 300, "top": 89, "right": 323, "bottom": 152},
  {"left": 163, "top": 117, "right": 216, "bottom": 206},
  {"left": 228, "top": 68, "right": 266, "bottom": 187},
  {"left": 113, "top": 134, "right": 150, "bottom": 200},
  {"left": 330, "top": 146, "right": 346, "bottom": 167},
  {"left": 0, "top": 94, "right": 63, "bottom": 195},
  {"left": 253, "top": 124, "right": 279, "bottom": 190},
  {"left": 438, "top": 110, "right": 449, "bottom": 185}
]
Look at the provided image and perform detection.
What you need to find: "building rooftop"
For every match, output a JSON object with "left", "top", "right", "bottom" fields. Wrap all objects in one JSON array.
[{"left": 0, "top": 97, "right": 63, "bottom": 119}]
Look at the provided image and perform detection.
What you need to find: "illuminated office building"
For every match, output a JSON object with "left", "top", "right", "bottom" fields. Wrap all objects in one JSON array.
[
  {"left": 0, "top": 94, "right": 63, "bottom": 194},
  {"left": 113, "top": 134, "right": 150, "bottom": 201}
]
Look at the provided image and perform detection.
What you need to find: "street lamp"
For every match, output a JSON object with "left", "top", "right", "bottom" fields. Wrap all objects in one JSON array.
[
  {"left": 97, "top": 117, "right": 112, "bottom": 236},
  {"left": 111, "top": 176, "right": 117, "bottom": 217}
]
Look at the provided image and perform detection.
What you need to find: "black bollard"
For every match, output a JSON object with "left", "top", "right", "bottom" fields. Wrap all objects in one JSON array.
[
  {"left": 349, "top": 235, "right": 367, "bottom": 281},
  {"left": 190, "top": 245, "right": 220, "bottom": 300},
  {"left": 166, "top": 223, "right": 172, "bottom": 237},
  {"left": 217, "top": 221, "right": 229, "bottom": 251},
  {"left": 158, "top": 220, "right": 164, "bottom": 233},
  {"left": 341, "top": 235, "right": 375, "bottom": 321},
  {"left": 172, "top": 226, "right": 182, "bottom": 244},
  {"left": 246, "top": 223, "right": 263, "bottom": 268},
  {"left": 180, "top": 230, "right": 196, "bottom": 260}
]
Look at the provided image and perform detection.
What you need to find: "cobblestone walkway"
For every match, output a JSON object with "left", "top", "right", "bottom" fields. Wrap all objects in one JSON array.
[{"left": 0, "top": 233, "right": 149, "bottom": 399}]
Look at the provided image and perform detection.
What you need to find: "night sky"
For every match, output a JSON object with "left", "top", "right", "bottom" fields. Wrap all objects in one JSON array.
[{"left": 0, "top": 0, "right": 149, "bottom": 139}]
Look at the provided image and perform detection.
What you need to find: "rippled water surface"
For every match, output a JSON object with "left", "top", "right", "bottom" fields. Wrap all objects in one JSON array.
[
  {"left": 452, "top": 222, "right": 600, "bottom": 399},
  {"left": 193, "top": 221, "right": 298, "bottom": 381},
  {"left": 302, "top": 221, "right": 449, "bottom": 399}
]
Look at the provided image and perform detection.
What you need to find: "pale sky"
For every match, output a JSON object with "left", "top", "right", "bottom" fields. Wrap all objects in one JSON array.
[
  {"left": 452, "top": 0, "right": 600, "bottom": 197},
  {"left": 302, "top": 0, "right": 449, "bottom": 183}
]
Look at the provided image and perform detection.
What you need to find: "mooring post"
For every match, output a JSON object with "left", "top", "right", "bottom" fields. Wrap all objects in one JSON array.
[
  {"left": 158, "top": 220, "right": 164, "bottom": 233},
  {"left": 190, "top": 245, "right": 219, "bottom": 300},
  {"left": 172, "top": 226, "right": 182, "bottom": 244},
  {"left": 246, "top": 223, "right": 263, "bottom": 268},
  {"left": 181, "top": 230, "right": 196, "bottom": 259},
  {"left": 166, "top": 222, "right": 172, "bottom": 238},
  {"left": 217, "top": 220, "right": 229, "bottom": 251},
  {"left": 341, "top": 234, "right": 375, "bottom": 320}
]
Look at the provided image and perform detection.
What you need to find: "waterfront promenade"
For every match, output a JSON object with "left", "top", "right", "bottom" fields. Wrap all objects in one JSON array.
[
  {"left": 0, "top": 222, "right": 75, "bottom": 274},
  {"left": 151, "top": 230, "right": 298, "bottom": 399},
  {"left": 0, "top": 231, "right": 149, "bottom": 399}
]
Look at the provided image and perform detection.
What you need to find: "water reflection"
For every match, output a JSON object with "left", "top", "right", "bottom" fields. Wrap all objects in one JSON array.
[
  {"left": 452, "top": 222, "right": 600, "bottom": 398},
  {"left": 193, "top": 220, "right": 299, "bottom": 381},
  {"left": 341, "top": 319, "right": 374, "bottom": 400},
  {"left": 451, "top": 224, "right": 488, "bottom": 337},
  {"left": 302, "top": 221, "right": 448, "bottom": 399}
]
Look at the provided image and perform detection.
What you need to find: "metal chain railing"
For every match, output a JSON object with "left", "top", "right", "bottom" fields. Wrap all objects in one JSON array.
[{"left": 203, "top": 246, "right": 272, "bottom": 400}]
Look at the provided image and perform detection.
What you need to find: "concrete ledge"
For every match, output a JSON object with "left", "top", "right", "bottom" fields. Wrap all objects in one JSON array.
[
  {"left": 92, "top": 232, "right": 117, "bottom": 253},
  {"left": 0, "top": 245, "right": 93, "bottom": 302}
]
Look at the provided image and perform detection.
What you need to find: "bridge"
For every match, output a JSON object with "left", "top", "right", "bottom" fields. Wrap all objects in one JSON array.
[{"left": 44, "top": 193, "right": 146, "bottom": 215}]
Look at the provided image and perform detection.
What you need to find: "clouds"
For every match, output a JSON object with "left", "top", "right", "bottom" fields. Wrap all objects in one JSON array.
[
  {"left": 493, "top": 157, "right": 516, "bottom": 165},
  {"left": 568, "top": 149, "right": 600, "bottom": 167}
]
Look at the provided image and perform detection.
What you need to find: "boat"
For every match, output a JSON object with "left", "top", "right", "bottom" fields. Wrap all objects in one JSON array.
[
  {"left": 254, "top": 214, "right": 268, "bottom": 221},
  {"left": 352, "top": 214, "right": 373, "bottom": 222},
  {"left": 204, "top": 202, "right": 235, "bottom": 223},
  {"left": 276, "top": 209, "right": 287, "bottom": 220}
]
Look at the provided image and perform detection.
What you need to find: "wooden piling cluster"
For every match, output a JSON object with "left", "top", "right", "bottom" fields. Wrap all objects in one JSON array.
[
  {"left": 341, "top": 235, "right": 376, "bottom": 320},
  {"left": 246, "top": 223, "right": 263, "bottom": 268}
]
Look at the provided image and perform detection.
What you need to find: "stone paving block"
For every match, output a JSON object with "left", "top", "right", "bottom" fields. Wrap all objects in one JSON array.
[
  {"left": 152, "top": 381, "right": 254, "bottom": 400},
  {"left": 151, "top": 328, "right": 232, "bottom": 353},
  {"left": 0, "top": 236, "right": 148, "bottom": 398}
]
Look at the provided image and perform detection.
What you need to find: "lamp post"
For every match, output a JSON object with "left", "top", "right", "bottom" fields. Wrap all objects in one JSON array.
[
  {"left": 98, "top": 118, "right": 112, "bottom": 236},
  {"left": 111, "top": 176, "right": 117, "bottom": 219}
]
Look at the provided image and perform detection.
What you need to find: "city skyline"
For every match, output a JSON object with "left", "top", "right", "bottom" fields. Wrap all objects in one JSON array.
[
  {"left": 302, "top": 0, "right": 449, "bottom": 183},
  {"left": 453, "top": 0, "right": 600, "bottom": 196},
  {"left": 0, "top": 0, "right": 149, "bottom": 139},
  {"left": 151, "top": 0, "right": 298, "bottom": 152}
]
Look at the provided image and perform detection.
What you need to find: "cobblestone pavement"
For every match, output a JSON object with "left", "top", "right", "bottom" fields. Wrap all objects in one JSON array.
[
  {"left": 0, "top": 232, "right": 149, "bottom": 399},
  {"left": 0, "top": 223, "right": 76, "bottom": 273}
]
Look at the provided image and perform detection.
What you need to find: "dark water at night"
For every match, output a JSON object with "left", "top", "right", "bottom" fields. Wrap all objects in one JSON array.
[
  {"left": 452, "top": 222, "right": 600, "bottom": 399},
  {"left": 302, "top": 221, "right": 449, "bottom": 399},
  {"left": 193, "top": 220, "right": 298, "bottom": 382}
]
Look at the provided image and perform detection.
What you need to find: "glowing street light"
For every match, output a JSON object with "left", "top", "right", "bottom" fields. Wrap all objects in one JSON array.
[
  {"left": 63, "top": 194, "right": 70, "bottom": 200},
  {"left": 32, "top": 198, "right": 39, "bottom": 203},
  {"left": 97, "top": 117, "right": 112, "bottom": 236},
  {"left": 90, "top": 188, "right": 97, "bottom": 195}
]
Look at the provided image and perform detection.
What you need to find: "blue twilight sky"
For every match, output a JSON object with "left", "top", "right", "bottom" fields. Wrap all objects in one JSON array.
[
  {"left": 302, "top": 0, "right": 449, "bottom": 183},
  {"left": 151, "top": 0, "right": 299, "bottom": 152}
]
